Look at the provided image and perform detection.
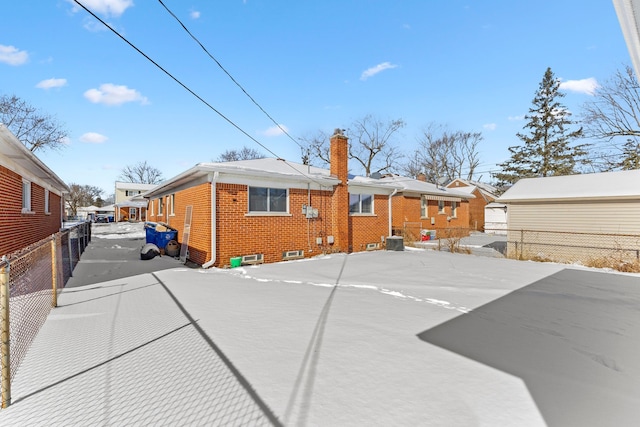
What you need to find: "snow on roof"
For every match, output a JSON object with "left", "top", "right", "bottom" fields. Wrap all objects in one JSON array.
[
  {"left": 498, "top": 170, "right": 640, "bottom": 202},
  {"left": 200, "top": 157, "right": 331, "bottom": 178},
  {"left": 115, "top": 182, "right": 158, "bottom": 191},
  {"left": 376, "top": 175, "right": 475, "bottom": 199}
]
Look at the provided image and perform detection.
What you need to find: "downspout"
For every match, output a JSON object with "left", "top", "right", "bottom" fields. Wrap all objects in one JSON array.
[
  {"left": 388, "top": 188, "right": 398, "bottom": 237},
  {"left": 202, "top": 171, "right": 219, "bottom": 268}
]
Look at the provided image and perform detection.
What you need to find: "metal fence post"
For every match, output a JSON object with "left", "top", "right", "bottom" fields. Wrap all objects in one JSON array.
[
  {"left": 67, "top": 231, "right": 74, "bottom": 277},
  {"left": 51, "top": 236, "right": 58, "bottom": 308},
  {"left": 1, "top": 256, "right": 11, "bottom": 408}
]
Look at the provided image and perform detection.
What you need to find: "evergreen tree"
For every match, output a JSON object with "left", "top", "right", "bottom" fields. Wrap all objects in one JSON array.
[
  {"left": 618, "top": 138, "right": 640, "bottom": 170},
  {"left": 494, "top": 67, "right": 588, "bottom": 189}
]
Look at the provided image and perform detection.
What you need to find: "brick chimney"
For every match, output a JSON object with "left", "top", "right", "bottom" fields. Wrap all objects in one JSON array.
[
  {"left": 417, "top": 173, "right": 427, "bottom": 182},
  {"left": 330, "top": 129, "right": 349, "bottom": 252}
]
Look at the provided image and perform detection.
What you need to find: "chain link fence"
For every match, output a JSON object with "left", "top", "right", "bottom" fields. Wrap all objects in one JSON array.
[
  {"left": 1, "top": 222, "right": 91, "bottom": 407},
  {"left": 499, "top": 229, "right": 640, "bottom": 271},
  {"left": 401, "top": 224, "right": 640, "bottom": 272}
]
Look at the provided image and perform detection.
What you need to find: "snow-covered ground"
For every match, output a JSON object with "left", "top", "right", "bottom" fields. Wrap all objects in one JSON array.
[
  {"left": 1, "top": 222, "right": 638, "bottom": 426},
  {"left": 91, "top": 221, "right": 146, "bottom": 240}
]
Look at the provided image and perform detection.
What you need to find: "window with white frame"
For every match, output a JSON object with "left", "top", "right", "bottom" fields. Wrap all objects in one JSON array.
[
  {"left": 249, "top": 187, "right": 288, "bottom": 213},
  {"left": 438, "top": 200, "right": 445, "bottom": 214},
  {"left": 451, "top": 201, "right": 458, "bottom": 218},
  {"left": 158, "top": 198, "right": 164, "bottom": 215},
  {"left": 420, "top": 196, "right": 427, "bottom": 217},
  {"left": 126, "top": 190, "right": 141, "bottom": 197},
  {"left": 150, "top": 199, "right": 154, "bottom": 216},
  {"left": 44, "top": 189, "right": 50, "bottom": 213},
  {"left": 169, "top": 194, "right": 175, "bottom": 215},
  {"left": 22, "top": 179, "right": 32, "bottom": 213},
  {"left": 349, "top": 193, "right": 373, "bottom": 214}
]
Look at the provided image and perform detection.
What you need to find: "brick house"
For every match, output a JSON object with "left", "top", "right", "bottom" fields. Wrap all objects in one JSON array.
[
  {"left": 446, "top": 179, "right": 497, "bottom": 231},
  {"left": 143, "top": 131, "right": 399, "bottom": 267},
  {"left": 114, "top": 181, "right": 156, "bottom": 221},
  {"left": 0, "top": 124, "right": 69, "bottom": 256},
  {"left": 378, "top": 174, "right": 474, "bottom": 240}
]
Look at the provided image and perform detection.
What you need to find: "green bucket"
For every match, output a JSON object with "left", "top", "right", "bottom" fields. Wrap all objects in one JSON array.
[{"left": 230, "top": 257, "right": 242, "bottom": 268}]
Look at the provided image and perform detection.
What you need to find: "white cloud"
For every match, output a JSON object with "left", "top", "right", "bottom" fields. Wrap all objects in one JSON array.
[
  {"left": 84, "top": 83, "right": 149, "bottom": 106},
  {"left": 261, "top": 124, "right": 289, "bottom": 137},
  {"left": 0, "top": 45, "right": 28, "bottom": 65},
  {"left": 559, "top": 77, "right": 599, "bottom": 95},
  {"left": 190, "top": 10, "right": 201, "bottom": 19},
  {"left": 483, "top": 123, "right": 497, "bottom": 131},
  {"left": 360, "top": 62, "right": 398, "bottom": 81},
  {"left": 36, "top": 78, "right": 68, "bottom": 90},
  {"left": 80, "top": 132, "right": 108, "bottom": 144},
  {"left": 67, "top": 0, "right": 133, "bottom": 17}
]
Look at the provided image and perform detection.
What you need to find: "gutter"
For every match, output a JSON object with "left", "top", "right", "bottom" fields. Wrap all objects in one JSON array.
[
  {"left": 202, "top": 171, "right": 219, "bottom": 268},
  {"left": 388, "top": 188, "right": 398, "bottom": 237}
]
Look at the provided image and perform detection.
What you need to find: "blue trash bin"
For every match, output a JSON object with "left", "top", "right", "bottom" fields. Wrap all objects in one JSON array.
[
  {"left": 144, "top": 222, "right": 158, "bottom": 245},
  {"left": 155, "top": 229, "right": 178, "bottom": 250}
]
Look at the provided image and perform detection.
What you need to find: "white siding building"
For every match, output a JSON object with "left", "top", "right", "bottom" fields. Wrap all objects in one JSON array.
[{"left": 497, "top": 170, "right": 640, "bottom": 264}]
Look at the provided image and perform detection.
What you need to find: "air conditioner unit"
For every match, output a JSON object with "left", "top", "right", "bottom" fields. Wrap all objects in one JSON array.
[
  {"left": 282, "top": 250, "right": 304, "bottom": 260},
  {"left": 366, "top": 243, "right": 380, "bottom": 251},
  {"left": 241, "top": 254, "right": 264, "bottom": 265}
]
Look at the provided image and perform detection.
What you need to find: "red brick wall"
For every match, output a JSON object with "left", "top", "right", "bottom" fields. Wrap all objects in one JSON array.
[
  {"left": 147, "top": 182, "right": 212, "bottom": 265},
  {"left": 390, "top": 193, "right": 471, "bottom": 238},
  {"left": 349, "top": 195, "right": 389, "bottom": 251},
  {"left": 216, "top": 184, "right": 336, "bottom": 266},
  {"left": 0, "top": 166, "right": 62, "bottom": 256}
]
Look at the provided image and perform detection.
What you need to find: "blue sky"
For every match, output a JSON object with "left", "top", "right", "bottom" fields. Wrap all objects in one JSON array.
[{"left": 1, "top": 0, "right": 631, "bottom": 196}]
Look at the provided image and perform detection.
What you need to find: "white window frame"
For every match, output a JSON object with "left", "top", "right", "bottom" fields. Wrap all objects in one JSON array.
[
  {"left": 150, "top": 199, "right": 154, "bottom": 216},
  {"left": 22, "top": 179, "right": 32, "bottom": 213},
  {"left": 169, "top": 194, "right": 175, "bottom": 216},
  {"left": 420, "top": 196, "right": 428, "bottom": 218},
  {"left": 248, "top": 187, "right": 289, "bottom": 214},
  {"left": 349, "top": 193, "right": 374, "bottom": 215},
  {"left": 158, "top": 198, "right": 164, "bottom": 215},
  {"left": 438, "top": 200, "right": 445, "bottom": 214},
  {"left": 44, "top": 188, "right": 50, "bottom": 214},
  {"left": 451, "top": 201, "right": 458, "bottom": 218}
]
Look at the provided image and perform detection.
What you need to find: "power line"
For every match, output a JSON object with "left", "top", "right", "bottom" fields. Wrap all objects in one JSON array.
[
  {"left": 157, "top": 0, "right": 305, "bottom": 152},
  {"left": 72, "top": 0, "right": 327, "bottom": 187}
]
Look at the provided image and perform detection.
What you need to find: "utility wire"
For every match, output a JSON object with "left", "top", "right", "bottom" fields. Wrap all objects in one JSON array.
[
  {"left": 157, "top": 0, "right": 305, "bottom": 152},
  {"left": 72, "top": 0, "right": 327, "bottom": 187}
]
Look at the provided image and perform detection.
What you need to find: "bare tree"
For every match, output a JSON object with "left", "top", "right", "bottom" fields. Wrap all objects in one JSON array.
[
  {"left": 299, "top": 115, "right": 405, "bottom": 176},
  {"left": 348, "top": 115, "right": 405, "bottom": 176},
  {"left": 298, "top": 130, "right": 331, "bottom": 166},
  {"left": 66, "top": 183, "right": 103, "bottom": 216},
  {"left": 0, "top": 94, "right": 68, "bottom": 152},
  {"left": 404, "top": 123, "right": 482, "bottom": 183},
  {"left": 119, "top": 161, "right": 163, "bottom": 184},
  {"left": 581, "top": 65, "right": 640, "bottom": 170},
  {"left": 216, "top": 146, "right": 265, "bottom": 162}
]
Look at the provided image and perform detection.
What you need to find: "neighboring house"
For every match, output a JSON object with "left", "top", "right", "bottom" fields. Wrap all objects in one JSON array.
[
  {"left": 378, "top": 174, "right": 474, "bottom": 239},
  {"left": 497, "top": 170, "right": 640, "bottom": 263},
  {"left": 143, "top": 131, "right": 398, "bottom": 267},
  {"left": 446, "top": 179, "right": 497, "bottom": 231},
  {"left": 484, "top": 202, "right": 508, "bottom": 235},
  {"left": 0, "top": 124, "right": 69, "bottom": 256},
  {"left": 114, "top": 181, "right": 157, "bottom": 221}
]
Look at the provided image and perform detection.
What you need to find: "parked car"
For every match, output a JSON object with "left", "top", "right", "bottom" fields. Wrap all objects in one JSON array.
[{"left": 95, "top": 214, "right": 109, "bottom": 223}]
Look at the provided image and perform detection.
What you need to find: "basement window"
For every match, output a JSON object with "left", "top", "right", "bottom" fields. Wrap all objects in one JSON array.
[{"left": 249, "top": 187, "right": 288, "bottom": 213}]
